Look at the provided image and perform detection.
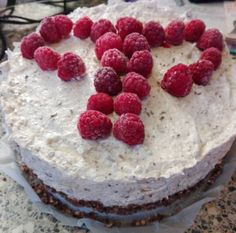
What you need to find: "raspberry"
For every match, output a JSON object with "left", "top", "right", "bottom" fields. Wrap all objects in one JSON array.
[
  {"left": 197, "top": 28, "right": 223, "bottom": 51},
  {"left": 162, "top": 41, "right": 171, "bottom": 48},
  {"left": 95, "top": 32, "right": 122, "bottom": 60},
  {"left": 73, "top": 16, "right": 93, "bottom": 39},
  {"left": 127, "top": 50, "right": 153, "bottom": 77},
  {"left": 57, "top": 52, "right": 86, "bottom": 81},
  {"left": 39, "top": 16, "right": 61, "bottom": 43},
  {"left": 90, "top": 19, "right": 116, "bottom": 42},
  {"left": 123, "top": 72, "right": 150, "bottom": 99},
  {"left": 142, "top": 21, "right": 165, "bottom": 47},
  {"left": 123, "top": 32, "right": 150, "bottom": 58},
  {"left": 101, "top": 48, "right": 127, "bottom": 74},
  {"left": 114, "top": 93, "right": 141, "bottom": 115},
  {"left": 113, "top": 113, "right": 144, "bottom": 145},
  {"left": 54, "top": 15, "right": 73, "bottom": 39},
  {"left": 161, "top": 63, "right": 193, "bottom": 97},
  {"left": 94, "top": 67, "right": 122, "bottom": 96},
  {"left": 20, "top": 33, "right": 45, "bottom": 59},
  {"left": 116, "top": 17, "right": 143, "bottom": 39},
  {"left": 78, "top": 110, "right": 112, "bottom": 140},
  {"left": 184, "top": 19, "right": 205, "bottom": 42},
  {"left": 39, "top": 15, "right": 72, "bottom": 43},
  {"left": 34, "top": 46, "right": 61, "bottom": 71},
  {"left": 189, "top": 59, "right": 214, "bottom": 86},
  {"left": 200, "top": 47, "right": 222, "bottom": 70},
  {"left": 87, "top": 93, "right": 114, "bottom": 115},
  {"left": 165, "top": 20, "right": 185, "bottom": 45}
]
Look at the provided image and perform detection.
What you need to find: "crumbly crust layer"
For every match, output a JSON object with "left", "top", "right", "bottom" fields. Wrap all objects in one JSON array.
[{"left": 21, "top": 161, "right": 222, "bottom": 226}]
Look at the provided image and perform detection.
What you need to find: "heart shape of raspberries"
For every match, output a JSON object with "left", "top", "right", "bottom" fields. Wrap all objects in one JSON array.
[{"left": 20, "top": 15, "right": 223, "bottom": 146}]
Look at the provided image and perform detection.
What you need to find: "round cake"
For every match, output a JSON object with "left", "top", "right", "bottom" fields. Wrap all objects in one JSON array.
[{"left": 1, "top": 0, "right": 236, "bottom": 226}]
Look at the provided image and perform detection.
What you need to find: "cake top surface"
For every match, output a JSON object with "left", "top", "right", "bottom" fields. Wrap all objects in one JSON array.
[{"left": 1, "top": 1, "right": 236, "bottom": 186}]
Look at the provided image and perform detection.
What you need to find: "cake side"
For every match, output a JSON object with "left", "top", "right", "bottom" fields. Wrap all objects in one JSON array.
[
  {"left": 1, "top": 1, "right": 236, "bottom": 207},
  {"left": 20, "top": 157, "right": 223, "bottom": 226}
]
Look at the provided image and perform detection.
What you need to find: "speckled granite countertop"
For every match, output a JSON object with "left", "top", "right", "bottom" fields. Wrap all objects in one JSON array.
[{"left": 0, "top": 1, "right": 236, "bottom": 232}]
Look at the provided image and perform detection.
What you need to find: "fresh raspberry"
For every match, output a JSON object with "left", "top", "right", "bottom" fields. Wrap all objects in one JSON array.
[
  {"left": 189, "top": 59, "right": 214, "bottom": 86},
  {"left": 127, "top": 50, "right": 153, "bottom": 77},
  {"left": 101, "top": 48, "right": 127, "bottom": 74},
  {"left": 40, "top": 15, "right": 72, "bottom": 43},
  {"left": 165, "top": 20, "right": 185, "bottom": 45},
  {"left": 57, "top": 52, "right": 86, "bottom": 81},
  {"left": 113, "top": 113, "right": 144, "bottom": 145},
  {"left": 142, "top": 21, "right": 165, "bottom": 47},
  {"left": 20, "top": 33, "right": 45, "bottom": 59},
  {"left": 39, "top": 16, "right": 61, "bottom": 43},
  {"left": 94, "top": 67, "right": 122, "bottom": 96},
  {"left": 54, "top": 15, "right": 73, "bottom": 39},
  {"left": 116, "top": 17, "right": 143, "bottom": 39},
  {"left": 73, "top": 16, "right": 93, "bottom": 39},
  {"left": 90, "top": 19, "right": 116, "bottom": 42},
  {"left": 123, "top": 32, "right": 150, "bottom": 58},
  {"left": 162, "top": 41, "right": 171, "bottom": 48},
  {"left": 114, "top": 93, "right": 141, "bottom": 115},
  {"left": 87, "top": 93, "right": 114, "bottom": 115},
  {"left": 34, "top": 46, "right": 61, "bottom": 71},
  {"left": 197, "top": 28, "right": 223, "bottom": 51},
  {"left": 123, "top": 72, "right": 150, "bottom": 99},
  {"left": 95, "top": 32, "right": 122, "bottom": 60},
  {"left": 161, "top": 63, "right": 193, "bottom": 97},
  {"left": 78, "top": 110, "right": 112, "bottom": 140},
  {"left": 200, "top": 47, "right": 222, "bottom": 70},
  {"left": 184, "top": 19, "right": 205, "bottom": 42}
]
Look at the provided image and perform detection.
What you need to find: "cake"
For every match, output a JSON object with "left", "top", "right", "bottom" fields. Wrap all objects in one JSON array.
[{"left": 1, "top": 0, "right": 236, "bottom": 226}]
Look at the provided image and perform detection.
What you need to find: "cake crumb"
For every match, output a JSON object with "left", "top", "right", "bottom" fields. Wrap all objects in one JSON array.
[
  {"left": 50, "top": 113, "right": 57, "bottom": 118},
  {"left": 160, "top": 116, "right": 165, "bottom": 121},
  {"left": 194, "top": 91, "right": 202, "bottom": 95}
]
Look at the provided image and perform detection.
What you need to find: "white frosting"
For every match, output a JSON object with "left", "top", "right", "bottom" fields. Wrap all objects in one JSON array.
[{"left": 1, "top": 1, "right": 236, "bottom": 207}]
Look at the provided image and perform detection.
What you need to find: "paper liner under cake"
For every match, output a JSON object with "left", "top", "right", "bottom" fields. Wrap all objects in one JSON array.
[{"left": 20, "top": 161, "right": 223, "bottom": 227}]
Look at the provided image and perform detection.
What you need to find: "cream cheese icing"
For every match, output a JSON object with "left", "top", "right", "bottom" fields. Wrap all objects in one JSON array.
[{"left": 1, "top": 1, "right": 236, "bottom": 207}]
